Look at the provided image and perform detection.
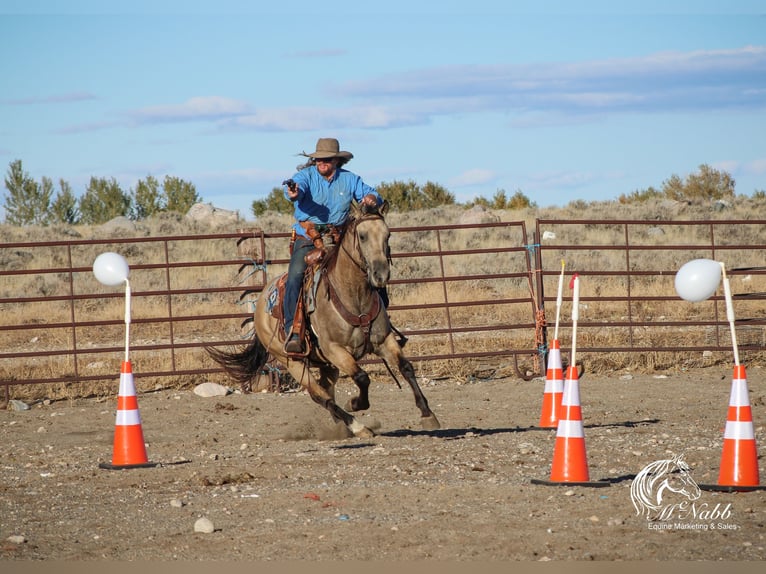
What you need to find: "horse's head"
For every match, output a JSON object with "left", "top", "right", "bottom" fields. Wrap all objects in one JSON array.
[{"left": 348, "top": 200, "right": 391, "bottom": 288}]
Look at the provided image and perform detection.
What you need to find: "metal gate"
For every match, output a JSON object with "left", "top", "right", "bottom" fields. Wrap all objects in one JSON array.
[{"left": 2, "top": 218, "right": 765, "bottom": 400}]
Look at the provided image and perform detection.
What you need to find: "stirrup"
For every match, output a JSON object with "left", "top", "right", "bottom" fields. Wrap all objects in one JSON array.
[{"left": 284, "top": 334, "right": 305, "bottom": 355}]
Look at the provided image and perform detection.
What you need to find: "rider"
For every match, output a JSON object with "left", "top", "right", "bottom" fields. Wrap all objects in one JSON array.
[{"left": 282, "top": 138, "right": 383, "bottom": 354}]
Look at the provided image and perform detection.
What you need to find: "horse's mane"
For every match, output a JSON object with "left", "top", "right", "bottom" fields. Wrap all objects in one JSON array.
[{"left": 321, "top": 203, "right": 385, "bottom": 276}]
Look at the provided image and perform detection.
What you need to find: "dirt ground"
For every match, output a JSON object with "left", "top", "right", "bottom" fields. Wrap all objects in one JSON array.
[{"left": 1, "top": 365, "right": 764, "bottom": 562}]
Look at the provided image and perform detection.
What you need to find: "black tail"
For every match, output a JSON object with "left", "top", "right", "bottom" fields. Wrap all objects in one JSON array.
[{"left": 205, "top": 336, "right": 270, "bottom": 393}]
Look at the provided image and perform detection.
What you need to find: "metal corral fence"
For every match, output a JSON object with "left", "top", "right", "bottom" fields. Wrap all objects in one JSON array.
[
  {"left": 532, "top": 219, "right": 766, "bottom": 371},
  {"left": 2, "top": 219, "right": 765, "bottom": 401}
]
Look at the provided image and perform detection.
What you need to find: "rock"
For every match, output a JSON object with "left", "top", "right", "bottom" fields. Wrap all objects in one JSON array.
[
  {"left": 194, "top": 517, "right": 215, "bottom": 533},
  {"left": 98, "top": 216, "right": 137, "bottom": 236},
  {"left": 457, "top": 205, "right": 500, "bottom": 225},
  {"left": 185, "top": 203, "right": 240, "bottom": 226},
  {"left": 542, "top": 230, "right": 556, "bottom": 240},
  {"left": 193, "top": 382, "right": 231, "bottom": 397},
  {"left": 8, "top": 400, "right": 30, "bottom": 411},
  {"left": 6, "top": 535, "right": 27, "bottom": 544}
]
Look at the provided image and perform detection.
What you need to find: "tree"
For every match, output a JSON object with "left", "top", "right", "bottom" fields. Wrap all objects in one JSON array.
[
  {"left": 252, "top": 186, "right": 293, "bottom": 217},
  {"left": 132, "top": 175, "right": 162, "bottom": 219},
  {"left": 376, "top": 179, "right": 455, "bottom": 211},
  {"left": 79, "top": 176, "right": 131, "bottom": 224},
  {"left": 467, "top": 188, "right": 536, "bottom": 210},
  {"left": 422, "top": 181, "right": 456, "bottom": 207},
  {"left": 618, "top": 186, "right": 663, "bottom": 204},
  {"left": 506, "top": 190, "right": 537, "bottom": 209},
  {"left": 375, "top": 180, "right": 420, "bottom": 211},
  {"left": 661, "top": 164, "right": 735, "bottom": 201},
  {"left": 163, "top": 175, "right": 200, "bottom": 214},
  {"left": 3, "top": 159, "right": 52, "bottom": 225},
  {"left": 50, "top": 178, "right": 80, "bottom": 224}
]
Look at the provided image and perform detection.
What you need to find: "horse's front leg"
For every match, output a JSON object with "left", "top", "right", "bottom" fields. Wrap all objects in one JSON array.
[
  {"left": 377, "top": 335, "right": 440, "bottom": 431},
  {"left": 285, "top": 359, "right": 374, "bottom": 439},
  {"left": 320, "top": 342, "right": 371, "bottom": 413}
]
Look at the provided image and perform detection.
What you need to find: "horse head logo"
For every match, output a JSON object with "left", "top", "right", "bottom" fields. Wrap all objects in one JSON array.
[{"left": 631, "top": 454, "right": 701, "bottom": 520}]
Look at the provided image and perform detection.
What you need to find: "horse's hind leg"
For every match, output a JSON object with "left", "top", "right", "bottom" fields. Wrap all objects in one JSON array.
[
  {"left": 379, "top": 336, "right": 440, "bottom": 431},
  {"left": 286, "top": 360, "right": 374, "bottom": 439}
]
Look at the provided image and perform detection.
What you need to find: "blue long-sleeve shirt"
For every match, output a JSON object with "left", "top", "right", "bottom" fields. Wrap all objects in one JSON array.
[{"left": 284, "top": 165, "right": 382, "bottom": 239}]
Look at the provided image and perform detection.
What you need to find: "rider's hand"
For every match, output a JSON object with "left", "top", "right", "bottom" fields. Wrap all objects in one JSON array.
[
  {"left": 283, "top": 179, "right": 299, "bottom": 200},
  {"left": 361, "top": 194, "right": 378, "bottom": 207}
]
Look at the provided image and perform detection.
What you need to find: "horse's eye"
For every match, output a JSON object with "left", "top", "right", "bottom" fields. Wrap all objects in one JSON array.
[{"left": 358, "top": 232, "right": 367, "bottom": 242}]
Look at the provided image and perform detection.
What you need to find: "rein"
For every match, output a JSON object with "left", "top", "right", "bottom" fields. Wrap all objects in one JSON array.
[{"left": 322, "top": 213, "right": 385, "bottom": 334}]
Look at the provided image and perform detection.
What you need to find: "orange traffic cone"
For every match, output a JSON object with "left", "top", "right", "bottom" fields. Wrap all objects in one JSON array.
[
  {"left": 538, "top": 339, "right": 564, "bottom": 428},
  {"left": 532, "top": 365, "right": 608, "bottom": 487},
  {"left": 701, "top": 365, "right": 763, "bottom": 491},
  {"left": 99, "top": 361, "right": 156, "bottom": 470}
]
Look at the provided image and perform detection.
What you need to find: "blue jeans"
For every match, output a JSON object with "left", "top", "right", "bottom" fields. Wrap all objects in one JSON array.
[{"left": 283, "top": 238, "right": 314, "bottom": 336}]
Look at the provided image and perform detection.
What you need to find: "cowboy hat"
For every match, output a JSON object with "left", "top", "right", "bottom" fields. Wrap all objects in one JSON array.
[{"left": 302, "top": 138, "right": 354, "bottom": 160}]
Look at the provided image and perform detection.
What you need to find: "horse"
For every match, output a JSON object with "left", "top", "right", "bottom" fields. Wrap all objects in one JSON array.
[
  {"left": 208, "top": 200, "right": 440, "bottom": 439},
  {"left": 631, "top": 454, "right": 701, "bottom": 520}
]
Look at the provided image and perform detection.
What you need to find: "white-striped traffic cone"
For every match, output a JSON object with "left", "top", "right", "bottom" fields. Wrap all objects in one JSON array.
[
  {"left": 532, "top": 365, "right": 608, "bottom": 487},
  {"left": 549, "top": 365, "right": 590, "bottom": 482},
  {"left": 538, "top": 339, "right": 564, "bottom": 428},
  {"left": 716, "top": 365, "right": 760, "bottom": 488},
  {"left": 100, "top": 361, "right": 156, "bottom": 470}
]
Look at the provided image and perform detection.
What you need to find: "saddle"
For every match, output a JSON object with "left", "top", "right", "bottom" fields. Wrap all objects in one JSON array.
[
  {"left": 267, "top": 219, "right": 404, "bottom": 358},
  {"left": 270, "top": 222, "right": 344, "bottom": 357}
]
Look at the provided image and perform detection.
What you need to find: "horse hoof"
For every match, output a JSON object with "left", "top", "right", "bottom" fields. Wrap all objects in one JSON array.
[
  {"left": 421, "top": 414, "right": 440, "bottom": 431},
  {"left": 354, "top": 426, "right": 376, "bottom": 439},
  {"left": 345, "top": 398, "right": 370, "bottom": 412}
]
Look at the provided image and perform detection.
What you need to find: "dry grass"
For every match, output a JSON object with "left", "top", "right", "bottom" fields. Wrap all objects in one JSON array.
[{"left": 2, "top": 196, "right": 765, "bottom": 401}]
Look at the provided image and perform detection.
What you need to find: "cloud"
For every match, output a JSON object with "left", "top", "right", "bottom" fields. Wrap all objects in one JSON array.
[
  {"left": 1, "top": 92, "right": 97, "bottom": 105},
  {"left": 712, "top": 157, "right": 766, "bottom": 180},
  {"left": 448, "top": 168, "right": 496, "bottom": 188},
  {"left": 54, "top": 120, "right": 124, "bottom": 134},
  {"left": 523, "top": 169, "right": 630, "bottom": 192},
  {"left": 126, "top": 96, "right": 252, "bottom": 124},
  {"left": 225, "top": 105, "right": 426, "bottom": 131},
  {"left": 744, "top": 158, "right": 766, "bottom": 176},
  {"left": 336, "top": 46, "right": 766, "bottom": 116},
  {"left": 54, "top": 46, "right": 766, "bottom": 136},
  {"left": 283, "top": 48, "right": 347, "bottom": 59}
]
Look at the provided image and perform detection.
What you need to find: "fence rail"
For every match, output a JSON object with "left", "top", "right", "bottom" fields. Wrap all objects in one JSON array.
[{"left": 2, "top": 218, "right": 765, "bottom": 401}]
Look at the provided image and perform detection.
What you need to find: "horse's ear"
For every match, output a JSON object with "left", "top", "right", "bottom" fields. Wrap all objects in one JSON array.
[
  {"left": 379, "top": 199, "right": 389, "bottom": 216},
  {"left": 350, "top": 200, "right": 362, "bottom": 219}
]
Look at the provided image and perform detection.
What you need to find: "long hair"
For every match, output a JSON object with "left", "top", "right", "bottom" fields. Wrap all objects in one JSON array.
[{"left": 295, "top": 156, "right": 350, "bottom": 171}]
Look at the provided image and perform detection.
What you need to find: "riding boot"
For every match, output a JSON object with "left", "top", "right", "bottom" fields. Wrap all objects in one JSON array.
[{"left": 283, "top": 238, "right": 312, "bottom": 354}]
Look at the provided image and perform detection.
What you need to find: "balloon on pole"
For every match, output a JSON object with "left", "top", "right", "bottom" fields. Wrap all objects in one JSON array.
[
  {"left": 92, "top": 252, "right": 131, "bottom": 362},
  {"left": 674, "top": 258, "right": 722, "bottom": 303},
  {"left": 93, "top": 252, "right": 130, "bottom": 286}
]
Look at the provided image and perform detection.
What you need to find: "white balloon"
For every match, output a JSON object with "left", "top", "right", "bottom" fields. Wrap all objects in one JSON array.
[
  {"left": 674, "top": 258, "right": 722, "bottom": 302},
  {"left": 93, "top": 252, "right": 129, "bottom": 286}
]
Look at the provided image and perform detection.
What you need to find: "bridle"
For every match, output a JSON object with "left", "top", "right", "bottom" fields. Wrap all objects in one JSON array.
[
  {"left": 323, "top": 211, "right": 388, "bottom": 335},
  {"left": 338, "top": 212, "right": 389, "bottom": 276}
]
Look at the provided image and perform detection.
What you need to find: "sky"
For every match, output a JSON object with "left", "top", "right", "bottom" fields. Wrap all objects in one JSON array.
[{"left": 1, "top": 0, "right": 765, "bottom": 221}]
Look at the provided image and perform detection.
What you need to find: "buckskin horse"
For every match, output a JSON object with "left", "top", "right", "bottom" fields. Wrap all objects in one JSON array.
[{"left": 207, "top": 201, "right": 440, "bottom": 438}]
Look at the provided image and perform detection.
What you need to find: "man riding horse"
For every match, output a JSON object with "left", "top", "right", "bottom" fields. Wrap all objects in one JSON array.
[
  {"left": 282, "top": 138, "right": 385, "bottom": 355},
  {"left": 208, "top": 139, "right": 439, "bottom": 437}
]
